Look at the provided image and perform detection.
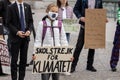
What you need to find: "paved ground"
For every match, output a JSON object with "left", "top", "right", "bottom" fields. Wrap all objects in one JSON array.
[{"left": 1, "top": 9, "right": 120, "bottom": 80}]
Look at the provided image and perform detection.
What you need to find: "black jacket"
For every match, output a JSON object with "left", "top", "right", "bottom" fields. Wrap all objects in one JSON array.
[
  {"left": 6, "top": 2, "right": 33, "bottom": 42},
  {"left": 73, "top": 0, "right": 103, "bottom": 25},
  {"left": 0, "top": 0, "right": 11, "bottom": 25}
]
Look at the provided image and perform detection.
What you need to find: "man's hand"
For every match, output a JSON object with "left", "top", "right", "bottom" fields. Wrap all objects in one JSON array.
[
  {"left": 32, "top": 55, "right": 36, "bottom": 60},
  {"left": 106, "top": 19, "right": 108, "bottom": 23},
  {"left": 24, "top": 30, "right": 31, "bottom": 37},
  {"left": 17, "top": 31, "right": 25, "bottom": 38},
  {"left": 80, "top": 17, "right": 85, "bottom": 22},
  {"left": 70, "top": 57, "right": 74, "bottom": 62}
]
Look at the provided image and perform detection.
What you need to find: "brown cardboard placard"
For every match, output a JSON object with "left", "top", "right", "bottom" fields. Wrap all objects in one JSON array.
[{"left": 85, "top": 9, "right": 106, "bottom": 49}]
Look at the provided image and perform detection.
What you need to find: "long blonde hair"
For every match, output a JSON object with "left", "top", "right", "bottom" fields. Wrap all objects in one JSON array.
[{"left": 46, "top": 3, "right": 58, "bottom": 13}]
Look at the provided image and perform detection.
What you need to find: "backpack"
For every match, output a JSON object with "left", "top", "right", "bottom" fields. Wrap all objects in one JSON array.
[{"left": 41, "top": 20, "right": 62, "bottom": 46}]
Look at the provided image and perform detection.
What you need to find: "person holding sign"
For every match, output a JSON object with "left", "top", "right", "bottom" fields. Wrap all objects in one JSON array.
[
  {"left": 6, "top": 0, "right": 33, "bottom": 80},
  {"left": 110, "top": 1, "right": 120, "bottom": 72},
  {"left": 57, "top": 0, "right": 73, "bottom": 75},
  {"left": 33, "top": 3, "right": 68, "bottom": 80},
  {"left": 57, "top": 0, "right": 73, "bottom": 43},
  {"left": 0, "top": 0, "right": 11, "bottom": 56},
  {"left": 71, "top": 0, "right": 103, "bottom": 73},
  {"left": 0, "top": 0, "right": 11, "bottom": 76}
]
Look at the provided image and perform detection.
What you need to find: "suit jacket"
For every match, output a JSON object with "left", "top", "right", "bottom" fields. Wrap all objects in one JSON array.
[
  {"left": 58, "top": 6, "right": 73, "bottom": 20},
  {"left": 0, "top": 0, "right": 11, "bottom": 25},
  {"left": 73, "top": 0, "right": 103, "bottom": 25},
  {"left": 6, "top": 2, "right": 33, "bottom": 42}
]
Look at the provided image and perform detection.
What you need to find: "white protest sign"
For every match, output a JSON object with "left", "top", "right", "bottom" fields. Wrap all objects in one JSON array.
[
  {"left": 63, "top": 19, "right": 79, "bottom": 33},
  {"left": 32, "top": 46, "right": 73, "bottom": 74}
]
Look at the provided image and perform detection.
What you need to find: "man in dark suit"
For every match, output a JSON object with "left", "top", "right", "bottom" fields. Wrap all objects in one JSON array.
[
  {"left": 6, "top": 0, "right": 33, "bottom": 80},
  {"left": 71, "top": 0, "right": 103, "bottom": 73}
]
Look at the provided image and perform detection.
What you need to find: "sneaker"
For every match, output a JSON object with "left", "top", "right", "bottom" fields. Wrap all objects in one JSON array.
[
  {"left": 111, "top": 68, "right": 117, "bottom": 72},
  {"left": 86, "top": 66, "right": 97, "bottom": 72},
  {"left": 63, "top": 72, "right": 71, "bottom": 76}
]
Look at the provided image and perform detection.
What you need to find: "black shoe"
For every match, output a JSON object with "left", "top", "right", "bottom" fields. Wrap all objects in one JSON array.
[
  {"left": 111, "top": 68, "right": 117, "bottom": 72},
  {"left": 70, "top": 67, "right": 75, "bottom": 73},
  {"left": 86, "top": 67, "right": 97, "bottom": 72}
]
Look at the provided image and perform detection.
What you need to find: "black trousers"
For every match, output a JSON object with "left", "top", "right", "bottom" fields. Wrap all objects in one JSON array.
[
  {"left": 11, "top": 38, "right": 29, "bottom": 80},
  {"left": 41, "top": 73, "right": 59, "bottom": 80},
  {"left": 71, "top": 27, "right": 95, "bottom": 69},
  {"left": 7, "top": 37, "right": 11, "bottom": 56}
]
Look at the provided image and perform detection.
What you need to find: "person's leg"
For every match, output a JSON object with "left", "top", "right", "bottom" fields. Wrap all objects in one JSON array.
[
  {"left": 110, "top": 25, "right": 120, "bottom": 72},
  {"left": 19, "top": 39, "right": 29, "bottom": 80},
  {"left": 71, "top": 27, "right": 84, "bottom": 72},
  {"left": 86, "top": 49, "right": 96, "bottom": 72},
  {"left": 66, "top": 33, "right": 70, "bottom": 43},
  {"left": 52, "top": 73, "right": 59, "bottom": 80},
  {"left": 87, "top": 49, "right": 95, "bottom": 67},
  {"left": 41, "top": 74, "right": 50, "bottom": 80},
  {"left": 110, "top": 44, "right": 119, "bottom": 71},
  {"left": 11, "top": 42, "right": 20, "bottom": 80}
]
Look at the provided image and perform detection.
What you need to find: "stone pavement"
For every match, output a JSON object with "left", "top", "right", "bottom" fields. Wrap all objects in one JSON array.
[{"left": 1, "top": 9, "right": 120, "bottom": 80}]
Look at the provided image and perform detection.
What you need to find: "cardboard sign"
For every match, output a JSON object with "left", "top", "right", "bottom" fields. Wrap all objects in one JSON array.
[
  {"left": 32, "top": 46, "right": 73, "bottom": 74},
  {"left": 85, "top": 9, "right": 106, "bottom": 49},
  {"left": 0, "top": 39, "right": 10, "bottom": 74},
  {"left": 63, "top": 19, "right": 79, "bottom": 32}
]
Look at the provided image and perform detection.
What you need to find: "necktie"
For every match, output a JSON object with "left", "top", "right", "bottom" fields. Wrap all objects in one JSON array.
[{"left": 19, "top": 4, "right": 25, "bottom": 32}]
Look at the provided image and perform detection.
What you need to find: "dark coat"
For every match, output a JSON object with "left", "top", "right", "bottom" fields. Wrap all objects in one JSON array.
[
  {"left": 0, "top": 0, "right": 11, "bottom": 25},
  {"left": 73, "top": 0, "right": 103, "bottom": 25}
]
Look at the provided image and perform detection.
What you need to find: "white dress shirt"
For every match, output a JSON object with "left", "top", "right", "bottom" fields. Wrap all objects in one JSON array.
[
  {"left": 88, "top": 0, "right": 95, "bottom": 9},
  {"left": 16, "top": 0, "right": 26, "bottom": 28},
  {"left": 16, "top": 1, "right": 25, "bottom": 18},
  {"left": 62, "top": 7, "right": 67, "bottom": 19}
]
